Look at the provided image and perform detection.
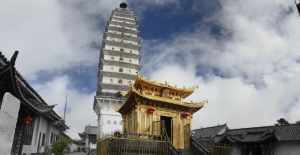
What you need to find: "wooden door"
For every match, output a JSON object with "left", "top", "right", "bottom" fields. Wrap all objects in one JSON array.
[{"left": 184, "top": 124, "right": 190, "bottom": 149}]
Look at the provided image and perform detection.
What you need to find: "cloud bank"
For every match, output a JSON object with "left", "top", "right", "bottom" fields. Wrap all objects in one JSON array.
[
  {"left": 1, "top": 0, "right": 300, "bottom": 138},
  {"left": 143, "top": 0, "right": 300, "bottom": 129}
]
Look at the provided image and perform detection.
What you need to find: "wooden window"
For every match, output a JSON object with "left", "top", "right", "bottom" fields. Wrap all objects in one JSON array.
[
  {"left": 50, "top": 133, "right": 53, "bottom": 144},
  {"left": 162, "top": 89, "right": 170, "bottom": 97},
  {"left": 23, "top": 117, "right": 35, "bottom": 145},
  {"left": 42, "top": 133, "right": 45, "bottom": 146}
]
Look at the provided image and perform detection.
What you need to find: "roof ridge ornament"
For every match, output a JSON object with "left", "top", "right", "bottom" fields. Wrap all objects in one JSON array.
[
  {"left": 120, "top": 2, "right": 128, "bottom": 9},
  {"left": 296, "top": 0, "right": 300, "bottom": 16},
  {"left": 0, "top": 51, "right": 9, "bottom": 63},
  {"left": 10, "top": 50, "right": 19, "bottom": 67}
]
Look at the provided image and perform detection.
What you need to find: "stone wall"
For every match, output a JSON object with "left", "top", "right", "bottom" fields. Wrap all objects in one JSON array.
[{"left": 0, "top": 93, "right": 20, "bottom": 155}]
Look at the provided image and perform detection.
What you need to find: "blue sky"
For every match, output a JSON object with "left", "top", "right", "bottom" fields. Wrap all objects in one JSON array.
[
  {"left": 1, "top": 0, "right": 300, "bottom": 138},
  {"left": 32, "top": 0, "right": 222, "bottom": 94}
]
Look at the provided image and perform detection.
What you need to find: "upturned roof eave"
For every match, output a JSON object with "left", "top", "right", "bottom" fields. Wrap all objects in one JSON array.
[
  {"left": 134, "top": 75, "right": 196, "bottom": 98},
  {"left": 118, "top": 86, "right": 205, "bottom": 114},
  {"left": 0, "top": 51, "right": 67, "bottom": 127}
]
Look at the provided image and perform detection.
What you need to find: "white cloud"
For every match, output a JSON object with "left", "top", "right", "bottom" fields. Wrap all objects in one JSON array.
[
  {"left": 143, "top": 0, "right": 300, "bottom": 129},
  {"left": 0, "top": 0, "right": 131, "bottom": 79},
  {"left": 34, "top": 76, "right": 96, "bottom": 138},
  {"left": 0, "top": 0, "right": 126, "bottom": 136},
  {"left": 147, "top": 62, "right": 300, "bottom": 130},
  {"left": 132, "top": 0, "right": 177, "bottom": 6},
  {"left": 2, "top": 0, "right": 300, "bottom": 137},
  {"left": 0, "top": 0, "right": 97, "bottom": 79},
  {"left": 0, "top": 0, "right": 184, "bottom": 137}
]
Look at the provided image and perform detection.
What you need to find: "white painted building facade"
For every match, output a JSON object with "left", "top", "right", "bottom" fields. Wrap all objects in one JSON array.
[
  {"left": 21, "top": 116, "right": 63, "bottom": 154},
  {"left": 0, "top": 51, "right": 69, "bottom": 155},
  {"left": 0, "top": 93, "right": 20, "bottom": 155}
]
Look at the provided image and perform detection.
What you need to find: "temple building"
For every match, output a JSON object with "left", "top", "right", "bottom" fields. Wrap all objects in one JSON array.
[
  {"left": 192, "top": 120, "right": 300, "bottom": 155},
  {"left": 97, "top": 75, "right": 206, "bottom": 154},
  {"left": 93, "top": 2, "right": 141, "bottom": 139},
  {"left": 79, "top": 125, "right": 97, "bottom": 152},
  {"left": 0, "top": 51, "right": 68, "bottom": 155}
]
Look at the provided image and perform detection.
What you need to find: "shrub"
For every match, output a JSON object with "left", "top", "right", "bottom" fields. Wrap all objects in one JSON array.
[{"left": 51, "top": 137, "right": 71, "bottom": 155}]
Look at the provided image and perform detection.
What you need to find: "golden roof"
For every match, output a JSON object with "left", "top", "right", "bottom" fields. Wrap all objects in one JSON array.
[
  {"left": 118, "top": 84, "right": 206, "bottom": 114},
  {"left": 134, "top": 75, "right": 198, "bottom": 98}
]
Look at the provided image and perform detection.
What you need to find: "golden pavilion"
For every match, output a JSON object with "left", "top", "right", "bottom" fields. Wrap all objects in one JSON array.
[{"left": 118, "top": 75, "right": 206, "bottom": 150}]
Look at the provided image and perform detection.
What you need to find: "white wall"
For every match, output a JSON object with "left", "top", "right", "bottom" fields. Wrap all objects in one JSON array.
[
  {"left": 104, "top": 45, "right": 139, "bottom": 55},
  {"left": 68, "top": 143, "right": 79, "bottom": 152},
  {"left": 103, "top": 65, "right": 138, "bottom": 74},
  {"left": 230, "top": 146, "right": 242, "bottom": 155},
  {"left": 112, "top": 15, "right": 135, "bottom": 21},
  {"left": 229, "top": 142, "right": 300, "bottom": 155},
  {"left": 102, "top": 77, "right": 133, "bottom": 85},
  {"left": 97, "top": 103, "right": 122, "bottom": 139},
  {"left": 273, "top": 141, "right": 300, "bottom": 155},
  {"left": 0, "top": 93, "right": 20, "bottom": 155},
  {"left": 22, "top": 116, "right": 48, "bottom": 153},
  {"left": 103, "top": 55, "right": 139, "bottom": 65},
  {"left": 22, "top": 114, "right": 62, "bottom": 154}
]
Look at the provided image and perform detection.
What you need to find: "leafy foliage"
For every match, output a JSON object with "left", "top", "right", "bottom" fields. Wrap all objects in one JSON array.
[{"left": 51, "top": 137, "right": 71, "bottom": 155}]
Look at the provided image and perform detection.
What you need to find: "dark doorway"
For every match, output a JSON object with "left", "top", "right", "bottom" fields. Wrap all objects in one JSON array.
[
  {"left": 242, "top": 145, "right": 262, "bottom": 155},
  {"left": 160, "top": 116, "right": 172, "bottom": 142}
]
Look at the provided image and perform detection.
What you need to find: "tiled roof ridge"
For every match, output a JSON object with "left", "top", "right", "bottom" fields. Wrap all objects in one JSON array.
[
  {"left": 86, "top": 125, "right": 97, "bottom": 128},
  {"left": 228, "top": 123, "right": 300, "bottom": 132},
  {"left": 193, "top": 124, "right": 227, "bottom": 131}
]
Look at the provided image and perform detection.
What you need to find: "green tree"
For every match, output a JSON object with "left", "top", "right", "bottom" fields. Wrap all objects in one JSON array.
[{"left": 51, "top": 137, "right": 71, "bottom": 155}]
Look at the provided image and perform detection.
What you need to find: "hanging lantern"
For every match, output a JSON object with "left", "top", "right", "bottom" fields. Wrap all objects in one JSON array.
[
  {"left": 24, "top": 115, "right": 33, "bottom": 125},
  {"left": 181, "top": 112, "right": 190, "bottom": 118},
  {"left": 147, "top": 107, "right": 155, "bottom": 114}
]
